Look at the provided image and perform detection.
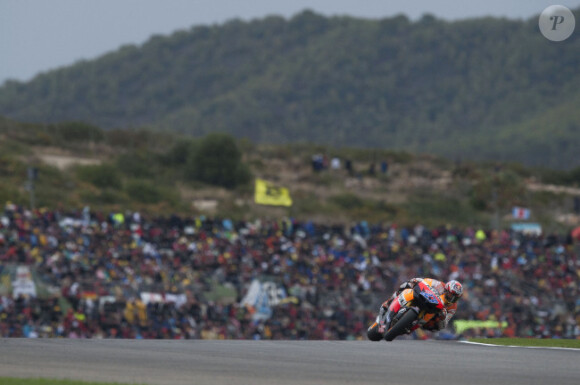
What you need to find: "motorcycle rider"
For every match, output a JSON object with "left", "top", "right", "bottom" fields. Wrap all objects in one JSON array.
[{"left": 378, "top": 278, "right": 463, "bottom": 334}]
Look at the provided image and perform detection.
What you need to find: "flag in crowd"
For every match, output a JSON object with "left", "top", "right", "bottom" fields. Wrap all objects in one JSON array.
[
  {"left": 512, "top": 206, "right": 530, "bottom": 219},
  {"left": 254, "top": 178, "right": 293, "bottom": 207}
]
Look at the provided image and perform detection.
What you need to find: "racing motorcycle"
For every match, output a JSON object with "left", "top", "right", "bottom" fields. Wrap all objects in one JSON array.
[{"left": 367, "top": 281, "right": 446, "bottom": 341}]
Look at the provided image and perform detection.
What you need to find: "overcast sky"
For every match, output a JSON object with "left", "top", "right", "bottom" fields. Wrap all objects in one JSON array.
[{"left": 1, "top": 0, "right": 579, "bottom": 85}]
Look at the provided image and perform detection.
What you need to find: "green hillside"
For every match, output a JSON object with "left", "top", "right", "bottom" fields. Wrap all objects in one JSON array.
[
  {"left": 2, "top": 116, "right": 579, "bottom": 231},
  {"left": 0, "top": 10, "right": 579, "bottom": 168}
]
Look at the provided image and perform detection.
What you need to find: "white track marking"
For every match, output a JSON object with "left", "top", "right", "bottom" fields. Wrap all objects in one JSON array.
[{"left": 458, "top": 340, "right": 580, "bottom": 351}]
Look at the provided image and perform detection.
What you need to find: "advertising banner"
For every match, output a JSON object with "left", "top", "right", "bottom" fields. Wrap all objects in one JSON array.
[{"left": 12, "top": 266, "right": 37, "bottom": 298}]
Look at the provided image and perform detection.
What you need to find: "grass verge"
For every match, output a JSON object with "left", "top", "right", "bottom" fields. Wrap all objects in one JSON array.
[{"left": 468, "top": 338, "right": 580, "bottom": 349}]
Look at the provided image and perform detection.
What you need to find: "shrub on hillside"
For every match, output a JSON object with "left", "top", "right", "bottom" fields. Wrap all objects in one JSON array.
[
  {"left": 125, "top": 180, "right": 162, "bottom": 204},
  {"left": 329, "top": 193, "right": 365, "bottom": 210},
  {"left": 160, "top": 139, "right": 197, "bottom": 167},
  {"left": 80, "top": 189, "right": 128, "bottom": 205},
  {"left": 537, "top": 166, "right": 580, "bottom": 186},
  {"left": 49, "top": 121, "right": 105, "bottom": 143},
  {"left": 125, "top": 180, "right": 178, "bottom": 205},
  {"left": 76, "top": 164, "right": 122, "bottom": 189},
  {"left": 0, "top": 184, "right": 25, "bottom": 206},
  {"left": 116, "top": 151, "right": 156, "bottom": 178},
  {"left": 188, "top": 133, "right": 251, "bottom": 189}
]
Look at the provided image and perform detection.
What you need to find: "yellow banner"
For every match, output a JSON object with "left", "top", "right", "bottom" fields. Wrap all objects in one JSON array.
[
  {"left": 454, "top": 320, "right": 508, "bottom": 334},
  {"left": 254, "top": 178, "right": 293, "bottom": 207}
]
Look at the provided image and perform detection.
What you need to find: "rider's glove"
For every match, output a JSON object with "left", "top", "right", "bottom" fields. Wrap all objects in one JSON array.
[
  {"left": 395, "top": 278, "right": 422, "bottom": 296},
  {"left": 398, "top": 282, "right": 410, "bottom": 292},
  {"left": 409, "top": 278, "right": 423, "bottom": 286},
  {"left": 398, "top": 278, "right": 419, "bottom": 292}
]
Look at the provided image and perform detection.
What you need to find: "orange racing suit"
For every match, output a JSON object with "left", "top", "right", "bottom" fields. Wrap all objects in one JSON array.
[{"left": 379, "top": 277, "right": 457, "bottom": 332}]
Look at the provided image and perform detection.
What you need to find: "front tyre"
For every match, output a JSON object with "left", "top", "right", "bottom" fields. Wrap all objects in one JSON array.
[
  {"left": 366, "top": 322, "right": 383, "bottom": 341},
  {"left": 384, "top": 309, "right": 418, "bottom": 341}
]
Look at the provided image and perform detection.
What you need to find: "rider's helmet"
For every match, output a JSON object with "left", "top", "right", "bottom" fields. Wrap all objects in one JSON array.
[{"left": 444, "top": 280, "right": 463, "bottom": 304}]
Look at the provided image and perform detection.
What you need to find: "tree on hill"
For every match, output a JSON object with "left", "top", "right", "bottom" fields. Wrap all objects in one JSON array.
[
  {"left": 188, "top": 133, "right": 251, "bottom": 189},
  {"left": 0, "top": 10, "right": 579, "bottom": 168}
]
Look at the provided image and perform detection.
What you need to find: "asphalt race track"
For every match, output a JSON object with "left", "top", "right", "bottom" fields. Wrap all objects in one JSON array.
[{"left": 1, "top": 339, "right": 578, "bottom": 385}]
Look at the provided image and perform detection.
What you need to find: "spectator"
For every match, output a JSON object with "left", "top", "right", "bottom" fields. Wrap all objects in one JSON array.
[
  {"left": 381, "top": 160, "right": 388, "bottom": 174},
  {"left": 331, "top": 157, "right": 341, "bottom": 170},
  {"left": 0, "top": 202, "right": 578, "bottom": 340},
  {"left": 345, "top": 159, "right": 353, "bottom": 176}
]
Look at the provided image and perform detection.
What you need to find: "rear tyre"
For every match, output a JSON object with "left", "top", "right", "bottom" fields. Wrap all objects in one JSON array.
[
  {"left": 384, "top": 309, "right": 418, "bottom": 341},
  {"left": 366, "top": 322, "right": 383, "bottom": 341}
]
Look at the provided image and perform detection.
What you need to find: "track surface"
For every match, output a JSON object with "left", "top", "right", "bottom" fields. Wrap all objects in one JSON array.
[{"left": 1, "top": 339, "right": 578, "bottom": 385}]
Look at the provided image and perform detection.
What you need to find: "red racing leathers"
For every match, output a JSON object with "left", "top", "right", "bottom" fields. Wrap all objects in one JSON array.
[{"left": 379, "top": 277, "right": 457, "bottom": 333}]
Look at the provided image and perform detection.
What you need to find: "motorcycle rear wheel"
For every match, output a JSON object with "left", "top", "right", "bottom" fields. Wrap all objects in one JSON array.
[{"left": 384, "top": 309, "right": 419, "bottom": 341}]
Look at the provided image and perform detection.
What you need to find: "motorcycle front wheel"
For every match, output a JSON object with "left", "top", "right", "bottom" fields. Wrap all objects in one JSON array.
[
  {"left": 366, "top": 321, "right": 383, "bottom": 341},
  {"left": 384, "top": 309, "right": 419, "bottom": 341}
]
